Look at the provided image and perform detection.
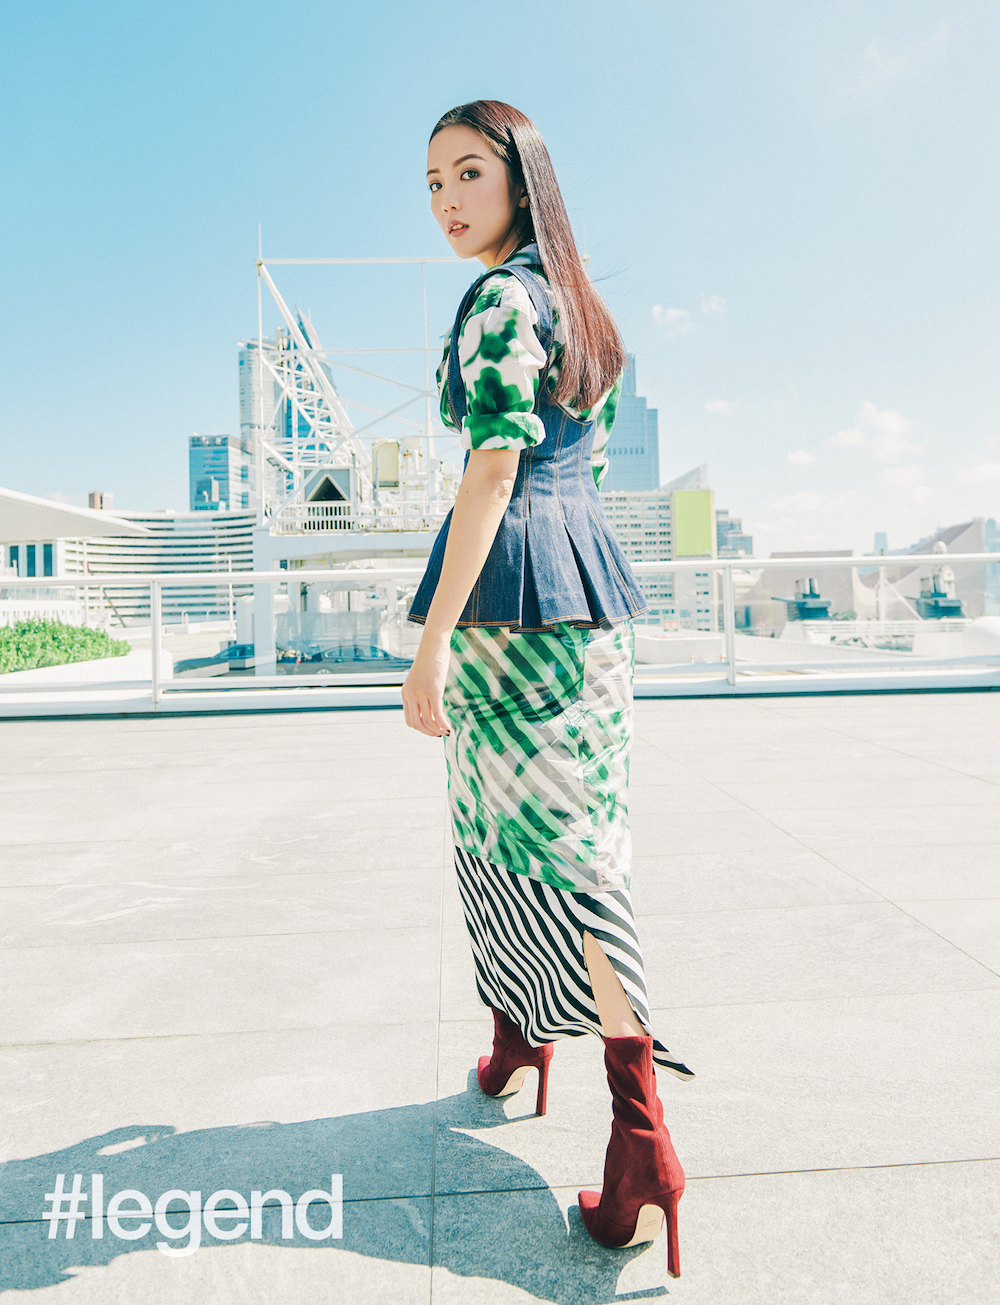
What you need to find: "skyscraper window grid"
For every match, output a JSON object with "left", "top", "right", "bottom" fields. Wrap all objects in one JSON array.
[
  {"left": 600, "top": 354, "right": 659, "bottom": 493},
  {"left": 189, "top": 434, "right": 254, "bottom": 512},
  {"left": 716, "top": 509, "right": 754, "bottom": 558}
]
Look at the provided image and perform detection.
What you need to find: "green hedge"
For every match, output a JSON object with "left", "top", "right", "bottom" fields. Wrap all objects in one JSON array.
[{"left": 0, "top": 620, "right": 131, "bottom": 675}]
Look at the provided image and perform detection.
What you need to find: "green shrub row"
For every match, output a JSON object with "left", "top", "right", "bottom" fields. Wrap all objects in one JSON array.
[{"left": 0, "top": 620, "right": 131, "bottom": 675}]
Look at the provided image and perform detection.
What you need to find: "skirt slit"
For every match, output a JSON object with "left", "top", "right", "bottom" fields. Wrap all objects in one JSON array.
[{"left": 455, "top": 846, "right": 694, "bottom": 1081}]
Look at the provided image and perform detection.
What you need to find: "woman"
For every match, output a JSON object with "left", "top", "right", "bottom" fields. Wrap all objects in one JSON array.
[{"left": 402, "top": 100, "right": 692, "bottom": 1274}]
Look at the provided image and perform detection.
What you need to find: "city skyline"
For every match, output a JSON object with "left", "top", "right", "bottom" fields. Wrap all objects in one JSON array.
[{"left": 1, "top": 1, "right": 997, "bottom": 558}]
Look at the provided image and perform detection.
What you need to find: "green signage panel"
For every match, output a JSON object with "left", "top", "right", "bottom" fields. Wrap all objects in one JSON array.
[{"left": 672, "top": 490, "right": 715, "bottom": 557}]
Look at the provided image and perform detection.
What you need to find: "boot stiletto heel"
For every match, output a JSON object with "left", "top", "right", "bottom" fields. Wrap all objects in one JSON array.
[
  {"left": 578, "top": 1035, "right": 685, "bottom": 1276},
  {"left": 477, "top": 1008, "right": 554, "bottom": 1116}
]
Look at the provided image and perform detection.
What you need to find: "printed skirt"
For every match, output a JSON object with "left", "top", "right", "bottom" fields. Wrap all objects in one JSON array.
[{"left": 443, "top": 621, "right": 694, "bottom": 1080}]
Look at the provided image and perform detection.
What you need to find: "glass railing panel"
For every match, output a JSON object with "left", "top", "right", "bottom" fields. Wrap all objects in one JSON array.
[
  {"left": 4, "top": 559, "right": 998, "bottom": 712},
  {"left": 0, "top": 584, "right": 152, "bottom": 695},
  {"left": 630, "top": 556, "right": 1000, "bottom": 685},
  {"left": 168, "top": 581, "right": 414, "bottom": 682}
]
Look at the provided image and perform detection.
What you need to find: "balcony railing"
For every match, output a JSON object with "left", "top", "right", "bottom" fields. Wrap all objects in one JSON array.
[
  {"left": 1, "top": 552, "right": 998, "bottom": 715},
  {"left": 270, "top": 502, "right": 449, "bottom": 535}
]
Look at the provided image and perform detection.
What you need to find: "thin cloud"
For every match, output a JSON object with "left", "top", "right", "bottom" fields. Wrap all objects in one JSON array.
[
  {"left": 705, "top": 399, "right": 732, "bottom": 413},
  {"left": 954, "top": 461, "right": 1000, "bottom": 493},
  {"left": 830, "top": 427, "right": 866, "bottom": 448},
  {"left": 860, "top": 21, "right": 949, "bottom": 89},
  {"left": 787, "top": 449, "right": 816, "bottom": 467},
  {"left": 652, "top": 306, "right": 692, "bottom": 338},
  {"left": 829, "top": 401, "right": 920, "bottom": 461},
  {"left": 765, "top": 489, "right": 853, "bottom": 518},
  {"left": 700, "top": 294, "right": 727, "bottom": 316},
  {"left": 878, "top": 465, "right": 932, "bottom": 503},
  {"left": 754, "top": 485, "right": 857, "bottom": 552}
]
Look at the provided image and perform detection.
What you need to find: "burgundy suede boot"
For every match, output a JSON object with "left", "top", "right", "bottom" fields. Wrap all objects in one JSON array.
[
  {"left": 578, "top": 1035, "right": 684, "bottom": 1275},
  {"left": 477, "top": 1008, "right": 554, "bottom": 1116}
]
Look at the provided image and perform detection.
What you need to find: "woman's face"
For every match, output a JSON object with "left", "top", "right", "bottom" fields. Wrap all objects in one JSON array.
[{"left": 427, "top": 124, "right": 527, "bottom": 268}]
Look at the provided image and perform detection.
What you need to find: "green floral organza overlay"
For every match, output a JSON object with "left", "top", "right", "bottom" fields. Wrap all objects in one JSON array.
[
  {"left": 437, "top": 244, "right": 621, "bottom": 490},
  {"left": 442, "top": 621, "right": 635, "bottom": 893}
]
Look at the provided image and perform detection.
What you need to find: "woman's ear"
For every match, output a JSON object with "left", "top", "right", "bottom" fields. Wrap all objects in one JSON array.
[{"left": 518, "top": 194, "right": 529, "bottom": 208}]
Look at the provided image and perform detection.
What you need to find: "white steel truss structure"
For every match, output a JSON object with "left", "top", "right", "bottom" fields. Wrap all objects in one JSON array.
[{"left": 251, "top": 256, "right": 464, "bottom": 538}]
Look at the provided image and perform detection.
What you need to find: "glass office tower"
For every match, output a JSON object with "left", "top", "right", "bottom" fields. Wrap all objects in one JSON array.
[
  {"left": 602, "top": 355, "right": 660, "bottom": 492},
  {"left": 189, "top": 434, "right": 254, "bottom": 512}
]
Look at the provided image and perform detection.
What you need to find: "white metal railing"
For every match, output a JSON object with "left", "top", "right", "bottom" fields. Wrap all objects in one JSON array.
[
  {"left": 1, "top": 551, "right": 998, "bottom": 708},
  {"left": 272, "top": 503, "right": 353, "bottom": 533},
  {"left": 0, "top": 598, "right": 85, "bottom": 626},
  {"left": 270, "top": 501, "right": 449, "bottom": 535},
  {"left": 792, "top": 617, "right": 968, "bottom": 641}
]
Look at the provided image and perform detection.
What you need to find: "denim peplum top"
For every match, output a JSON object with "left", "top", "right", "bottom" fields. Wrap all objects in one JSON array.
[{"left": 407, "top": 257, "right": 648, "bottom": 632}]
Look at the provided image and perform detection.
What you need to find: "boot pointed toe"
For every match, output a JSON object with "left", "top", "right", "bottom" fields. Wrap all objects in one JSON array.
[
  {"left": 577, "top": 1189, "right": 613, "bottom": 1242},
  {"left": 577, "top": 1189, "right": 644, "bottom": 1248}
]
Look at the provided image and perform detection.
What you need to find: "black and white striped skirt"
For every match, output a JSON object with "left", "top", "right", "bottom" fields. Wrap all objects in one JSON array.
[{"left": 454, "top": 846, "right": 694, "bottom": 1081}]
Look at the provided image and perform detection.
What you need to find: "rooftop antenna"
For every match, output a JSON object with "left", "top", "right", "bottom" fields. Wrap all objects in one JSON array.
[
  {"left": 255, "top": 222, "right": 265, "bottom": 527},
  {"left": 422, "top": 260, "right": 436, "bottom": 460}
]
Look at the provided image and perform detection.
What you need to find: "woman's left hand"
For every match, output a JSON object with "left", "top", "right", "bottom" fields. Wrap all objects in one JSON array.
[{"left": 402, "top": 632, "right": 453, "bottom": 737}]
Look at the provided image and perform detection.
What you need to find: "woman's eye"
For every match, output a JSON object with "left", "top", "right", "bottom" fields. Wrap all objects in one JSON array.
[
  {"left": 429, "top": 181, "right": 441, "bottom": 192},
  {"left": 460, "top": 169, "right": 479, "bottom": 180}
]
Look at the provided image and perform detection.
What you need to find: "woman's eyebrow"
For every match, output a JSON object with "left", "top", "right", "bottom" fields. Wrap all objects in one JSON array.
[{"left": 426, "top": 153, "right": 487, "bottom": 177}]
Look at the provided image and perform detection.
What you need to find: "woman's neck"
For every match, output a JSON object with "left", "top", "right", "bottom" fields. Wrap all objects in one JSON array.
[{"left": 478, "top": 228, "right": 531, "bottom": 270}]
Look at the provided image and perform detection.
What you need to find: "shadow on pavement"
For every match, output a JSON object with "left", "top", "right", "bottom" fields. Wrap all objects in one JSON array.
[{"left": 0, "top": 1076, "right": 666, "bottom": 1302}]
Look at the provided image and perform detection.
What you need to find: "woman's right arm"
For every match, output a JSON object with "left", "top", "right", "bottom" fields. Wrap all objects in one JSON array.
[
  {"left": 401, "top": 273, "right": 547, "bottom": 737},
  {"left": 401, "top": 448, "right": 519, "bottom": 737}
]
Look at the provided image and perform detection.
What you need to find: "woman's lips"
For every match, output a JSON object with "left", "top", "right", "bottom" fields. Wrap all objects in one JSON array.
[{"left": 448, "top": 223, "right": 469, "bottom": 236}]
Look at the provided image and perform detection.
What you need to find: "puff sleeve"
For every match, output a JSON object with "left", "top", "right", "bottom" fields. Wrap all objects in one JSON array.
[
  {"left": 449, "top": 273, "right": 548, "bottom": 451},
  {"left": 587, "top": 374, "right": 622, "bottom": 492}
]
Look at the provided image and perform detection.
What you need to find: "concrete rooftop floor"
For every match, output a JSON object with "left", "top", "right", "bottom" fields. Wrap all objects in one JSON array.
[{"left": 1, "top": 691, "right": 999, "bottom": 1303}]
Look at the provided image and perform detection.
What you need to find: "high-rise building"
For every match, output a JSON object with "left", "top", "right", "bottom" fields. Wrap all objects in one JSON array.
[
  {"left": 602, "top": 355, "right": 659, "bottom": 492},
  {"left": 600, "top": 464, "right": 717, "bottom": 629},
  {"left": 238, "top": 339, "right": 278, "bottom": 449},
  {"left": 189, "top": 434, "right": 254, "bottom": 512},
  {"left": 716, "top": 509, "right": 753, "bottom": 557}
]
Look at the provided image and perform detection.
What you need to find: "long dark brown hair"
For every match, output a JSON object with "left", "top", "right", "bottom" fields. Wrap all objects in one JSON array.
[{"left": 430, "top": 100, "right": 626, "bottom": 411}]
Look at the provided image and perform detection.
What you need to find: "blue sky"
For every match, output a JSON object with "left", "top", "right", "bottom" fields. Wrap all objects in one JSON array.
[{"left": 2, "top": 0, "right": 997, "bottom": 555}]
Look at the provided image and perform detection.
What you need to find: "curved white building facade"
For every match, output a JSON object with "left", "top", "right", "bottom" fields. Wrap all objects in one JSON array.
[{"left": 64, "top": 511, "right": 254, "bottom": 625}]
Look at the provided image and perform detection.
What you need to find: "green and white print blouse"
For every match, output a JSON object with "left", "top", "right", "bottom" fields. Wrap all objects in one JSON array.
[{"left": 437, "top": 242, "right": 621, "bottom": 491}]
